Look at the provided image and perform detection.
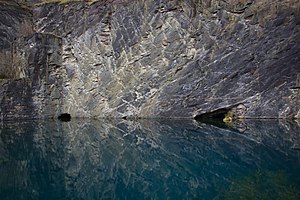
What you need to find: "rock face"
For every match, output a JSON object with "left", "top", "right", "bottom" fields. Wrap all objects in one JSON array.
[{"left": 1, "top": 0, "right": 300, "bottom": 120}]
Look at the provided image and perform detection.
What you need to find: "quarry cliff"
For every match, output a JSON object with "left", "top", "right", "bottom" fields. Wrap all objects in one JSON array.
[{"left": 0, "top": 0, "right": 300, "bottom": 120}]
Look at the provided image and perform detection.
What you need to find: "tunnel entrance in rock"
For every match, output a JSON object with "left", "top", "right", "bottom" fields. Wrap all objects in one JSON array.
[
  {"left": 58, "top": 113, "right": 71, "bottom": 122},
  {"left": 194, "top": 108, "right": 230, "bottom": 121}
]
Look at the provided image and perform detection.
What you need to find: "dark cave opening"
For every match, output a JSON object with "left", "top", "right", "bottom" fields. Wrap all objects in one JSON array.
[
  {"left": 58, "top": 113, "right": 71, "bottom": 122},
  {"left": 194, "top": 108, "right": 230, "bottom": 121},
  {"left": 194, "top": 108, "right": 232, "bottom": 129}
]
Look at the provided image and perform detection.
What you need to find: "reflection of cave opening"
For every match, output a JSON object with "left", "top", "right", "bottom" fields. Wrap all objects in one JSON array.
[{"left": 58, "top": 113, "right": 71, "bottom": 122}]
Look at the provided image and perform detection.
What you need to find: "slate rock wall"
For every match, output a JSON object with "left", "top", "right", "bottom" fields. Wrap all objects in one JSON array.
[
  {"left": 0, "top": 1, "right": 33, "bottom": 79},
  {"left": 0, "top": 0, "right": 300, "bottom": 120}
]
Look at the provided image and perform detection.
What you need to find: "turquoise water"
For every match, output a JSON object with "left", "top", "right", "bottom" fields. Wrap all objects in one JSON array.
[{"left": 0, "top": 119, "right": 299, "bottom": 200}]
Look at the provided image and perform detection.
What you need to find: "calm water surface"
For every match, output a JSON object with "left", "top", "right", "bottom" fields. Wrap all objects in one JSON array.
[{"left": 0, "top": 119, "right": 299, "bottom": 200}]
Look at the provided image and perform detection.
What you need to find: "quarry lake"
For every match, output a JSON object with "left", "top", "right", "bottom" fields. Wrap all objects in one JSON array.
[{"left": 0, "top": 119, "right": 299, "bottom": 200}]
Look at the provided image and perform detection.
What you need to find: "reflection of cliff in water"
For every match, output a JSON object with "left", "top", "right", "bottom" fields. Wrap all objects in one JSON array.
[
  {"left": 0, "top": 119, "right": 299, "bottom": 199},
  {"left": 224, "top": 170, "right": 300, "bottom": 200}
]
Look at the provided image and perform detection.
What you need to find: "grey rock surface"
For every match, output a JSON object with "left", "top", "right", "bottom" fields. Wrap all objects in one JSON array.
[{"left": 0, "top": 0, "right": 300, "bottom": 120}]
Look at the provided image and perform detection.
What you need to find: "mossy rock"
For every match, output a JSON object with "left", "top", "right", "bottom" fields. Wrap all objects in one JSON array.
[{"left": 223, "top": 112, "right": 234, "bottom": 123}]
